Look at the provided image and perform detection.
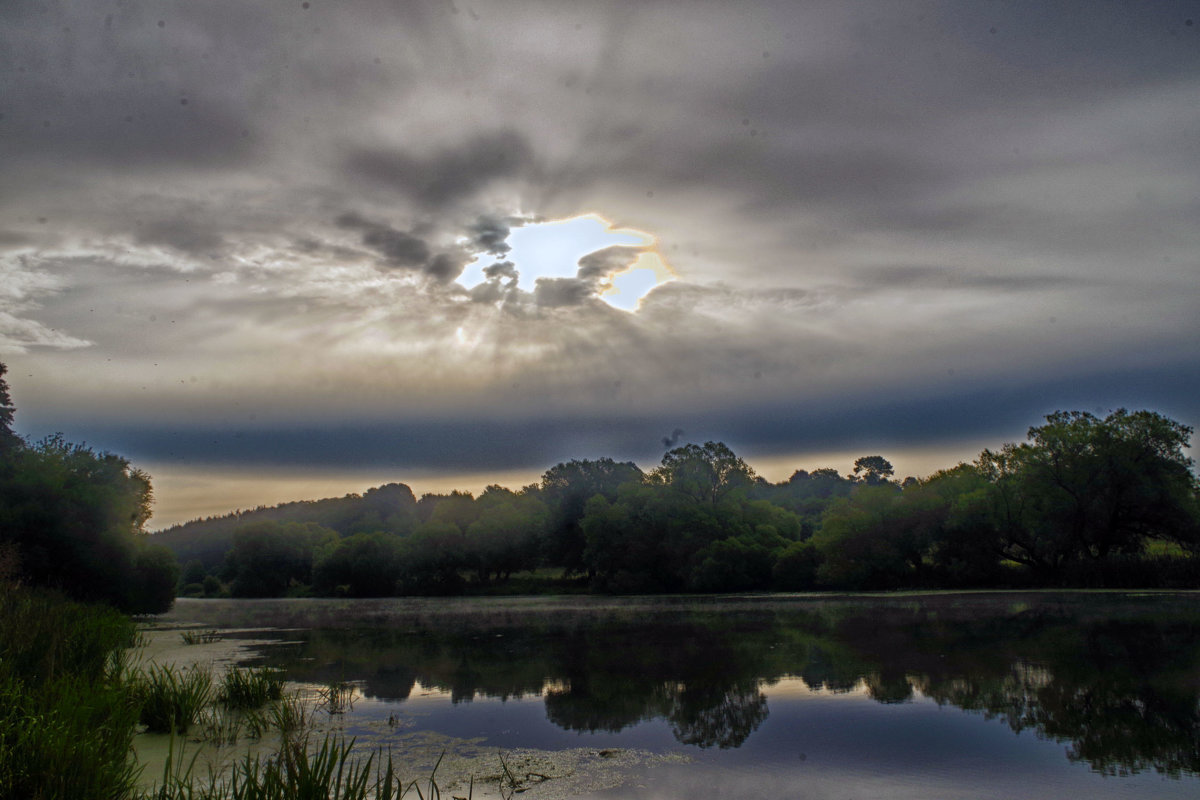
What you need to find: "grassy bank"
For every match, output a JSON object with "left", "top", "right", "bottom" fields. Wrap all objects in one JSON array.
[
  {"left": 0, "top": 586, "right": 461, "bottom": 800},
  {"left": 0, "top": 586, "right": 142, "bottom": 798}
]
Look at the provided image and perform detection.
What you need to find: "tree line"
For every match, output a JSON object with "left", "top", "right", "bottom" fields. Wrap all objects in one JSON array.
[
  {"left": 163, "top": 409, "right": 1200, "bottom": 597},
  {"left": 0, "top": 363, "right": 178, "bottom": 613}
]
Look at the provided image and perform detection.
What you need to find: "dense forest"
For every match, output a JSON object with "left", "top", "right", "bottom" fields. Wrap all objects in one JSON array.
[
  {"left": 2, "top": 356, "right": 1196, "bottom": 603},
  {"left": 158, "top": 409, "right": 1200, "bottom": 598},
  {"left": 0, "top": 363, "right": 178, "bottom": 613}
]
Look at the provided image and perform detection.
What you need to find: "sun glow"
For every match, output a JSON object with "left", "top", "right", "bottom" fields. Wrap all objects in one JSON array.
[
  {"left": 600, "top": 251, "right": 675, "bottom": 312},
  {"left": 458, "top": 213, "right": 674, "bottom": 311}
]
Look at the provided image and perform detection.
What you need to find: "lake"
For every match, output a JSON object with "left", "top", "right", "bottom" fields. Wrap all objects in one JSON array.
[{"left": 146, "top": 592, "right": 1200, "bottom": 799}]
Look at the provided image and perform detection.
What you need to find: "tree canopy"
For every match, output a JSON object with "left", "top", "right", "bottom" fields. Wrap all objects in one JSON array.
[{"left": 0, "top": 362, "right": 179, "bottom": 612}]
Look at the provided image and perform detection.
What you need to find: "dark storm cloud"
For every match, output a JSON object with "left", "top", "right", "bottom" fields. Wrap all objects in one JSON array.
[
  {"left": 426, "top": 252, "right": 468, "bottom": 283},
  {"left": 345, "top": 130, "right": 536, "bottom": 208},
  {"left": 0, "top": 2, "right": 259, "bottom": 172},
  {"left": 533, "top": 278, "right": 593, "bottom": 308},
  {"left": 482, "top": 261, "right": 518, "bottom": 282},
  {"left": 68, "top": 354, "right": 1200, "bottom": 481},
  {"left": 470, "top": 216, "right": 513, "bottom": 256},
  {"left": 336, "top": 212, "right": 430, "bottom": 268}
]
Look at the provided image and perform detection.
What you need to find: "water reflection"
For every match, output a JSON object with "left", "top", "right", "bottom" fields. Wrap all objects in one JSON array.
[{"left": 183, "top": 594, "right": 1200, "bottom": 776}]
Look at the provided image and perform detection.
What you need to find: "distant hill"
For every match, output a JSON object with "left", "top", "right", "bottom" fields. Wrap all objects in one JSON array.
[{"left": 151, "top": 483, "right": 419, "bottom": 569}]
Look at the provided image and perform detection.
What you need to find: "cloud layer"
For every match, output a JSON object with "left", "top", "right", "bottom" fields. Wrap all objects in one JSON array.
[{"left": 2, "top": 1, "right": 1198, "bottom": 522}]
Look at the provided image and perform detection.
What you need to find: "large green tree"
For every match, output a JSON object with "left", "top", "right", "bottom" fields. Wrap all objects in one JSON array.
[
  {"left": 540, "top": 458, "right": 642, "bottom": 574},
  {"left": 0, "top": 363, "right": 177, "bottom": 612},
  {"left": 653, "top": 442, "right": 754, "bottom": 507},
  {"left": 977, "top": 409, "right": 1198, "bottom": 574},
  {"left": 226, "top": 520, "right": 336, "bottom": 596}
]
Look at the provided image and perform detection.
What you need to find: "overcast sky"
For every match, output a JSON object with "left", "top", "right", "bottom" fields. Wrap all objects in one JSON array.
[{"left": 3, "top": 0, "right": 1198, "bottom": 526}]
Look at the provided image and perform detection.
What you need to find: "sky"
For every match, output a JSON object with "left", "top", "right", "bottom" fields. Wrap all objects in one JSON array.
[{"left": 2, "top": 0, "right": 1198, "bottom": 527}]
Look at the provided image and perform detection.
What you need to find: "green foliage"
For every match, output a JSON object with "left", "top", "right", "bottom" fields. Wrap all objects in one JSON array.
[
  {"left": 145, "top": 735, "right": 433, "bottom": 800},
  {"left": 181, "top": 629, "right": 223, "bottom": 645},
  {"left": 852, "top": 455, "right": 895, "bottom": 485},
  {"left": 813, "top": 485, "right": 913, "bottom": 589},
  {"left": 313, "top": 531, "right": 405, "bottom": 597},
  {"left": 181, "top": 559, "right": 207, "bottom": 586},
  {"left": 654, "top": 441, "right": 755, "bottom": 506},
  {"left": 156, "top": 482, "right": 418, "bottom": 571},
  {"left": 466, "top": 486, "right": 547, "bottom": 582},
  {"left": 218, "top": 666, "right": 285, "bottom": 710},
  {"left": 690, "top": 534, "right": 778, "bottom": 592},
  {"left": 771, "top": 540, "right": 822, "bottom": 590},
  {"left": 136, "top": 663, "right": 215, "bottom": 734},
  {"left": 137, "top": 409, "right": 1200, "bottom": 596},
  {"left": 227, "top": 521, "right": 337, "bottom": 597},
  {"left": 0, "top": 435, "right": 176, "bottom": 612},
  {"left": 750, "top": 467, "right": 855, "bottom": 534},
  {"left": 540, "top": 458, "right": 643, "bottom": 573},
  {"left": 0, "top": 588, "right": 142, "bottom": 799},
  {"left": 0, "top": 362, "right": 21, "bottom": 456},
  {"left": 0, "top": 363, "right": 178, "bottom": 612},
  {"left": 397, "top": 521, "right": 470, "bottom": 594},
  {"left": 130, "top": 541, "right": 183, "bottom": 613},
  {"left": 976, "top": 409, "right": 1199, "bottom": 576}
]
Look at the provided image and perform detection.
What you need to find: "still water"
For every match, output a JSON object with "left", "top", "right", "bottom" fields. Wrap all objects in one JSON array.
[{"left": 154, "top": 592, "right": 1200, "bottom": 799}]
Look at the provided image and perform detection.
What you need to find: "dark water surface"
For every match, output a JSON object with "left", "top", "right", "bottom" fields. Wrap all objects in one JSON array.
[{"left": 159, "top": 592, "right": 1200, "bottom": 798}]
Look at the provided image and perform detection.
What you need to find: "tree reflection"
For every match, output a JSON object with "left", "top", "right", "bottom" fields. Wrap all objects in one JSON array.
[
  {"left": 667, "top": 681, "right": 768, "bottom": 748},
  {"left": 249, "top": 595, "right": 1200, "bottom": 774}
]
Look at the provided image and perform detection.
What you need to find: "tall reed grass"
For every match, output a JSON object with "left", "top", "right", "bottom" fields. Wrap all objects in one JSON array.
[
  {"left": 0, "top": 587, "right": 143, "bottom": 799},
  {"left": 218, "top": 666, "right": 285, "bottom": 710},
  {"left": 136, "top": 663, "right": 214, "bottom": 734},
  {"left": 143, "top": 736, "right": 463, "bottom": 800},
  {"left": 1, "top": 588, "right": 475, "bottom": 799}
]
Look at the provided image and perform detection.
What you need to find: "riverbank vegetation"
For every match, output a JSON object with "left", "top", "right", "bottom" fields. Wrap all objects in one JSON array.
[
  {"left": 161, "top": 410, "right": 1200, "bottom": 597},
  {"left": 0, "top": 583, "right": 452, "bottom": 799},
  {"left": 0, "top": 363, "right": 178, "bottom": 613}
]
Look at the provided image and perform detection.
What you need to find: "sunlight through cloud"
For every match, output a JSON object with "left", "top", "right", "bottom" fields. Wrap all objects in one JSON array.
[{"left": 458, "top": 214, "right": 673, "bottom": 310}]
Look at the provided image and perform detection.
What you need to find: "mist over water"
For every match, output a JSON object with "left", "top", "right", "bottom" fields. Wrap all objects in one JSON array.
[{"left": 158, "top": 592, "right": 1200, "bottom": 798}]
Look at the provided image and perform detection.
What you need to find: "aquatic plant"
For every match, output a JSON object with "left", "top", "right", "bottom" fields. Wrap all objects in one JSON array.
[
  {"left": 181, "top": 629, "right": 224, "bottom": 646},
  {"left": 142, "top": 736, "right": 461, "bottom": 800},
  {"left": 196, "top": 704, "right": 244, "bottom": 747},
  {"left": 317, "top": 679, "right": 358, "bottom": 714},
  {"left": 244, "top": 692, "right": 312, "bottom": 741},
  {"left": 218, "top": 666, "right": 285, "bottom": 710},
  {"left": 137, "top": 663, "right": 215, "bottom": 734}
]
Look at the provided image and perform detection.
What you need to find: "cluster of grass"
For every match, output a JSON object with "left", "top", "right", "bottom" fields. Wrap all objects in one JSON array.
[
  {"left": 180, "top": 630, "right": 224, "bottom": 645},
  {"left": 218, "top": 666, "right": 285, "bottom": 710},
  {"left": 0, "top": 586, "right": 143, "bottom": 799},
  {"left": 148, "top": 738, "right": 463, "bottom": 800},
  {"left": 137, "top": 663, "right": 215, "bottom": 734},
  {"left": 316, "top": 679, "right": 357, "bottom": 714},
  {"left": 243, "top": 693, "right": 311, "bottom": 742},
  {"left": 0, "top": 587, "right": 483, "bottom": 799}
]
